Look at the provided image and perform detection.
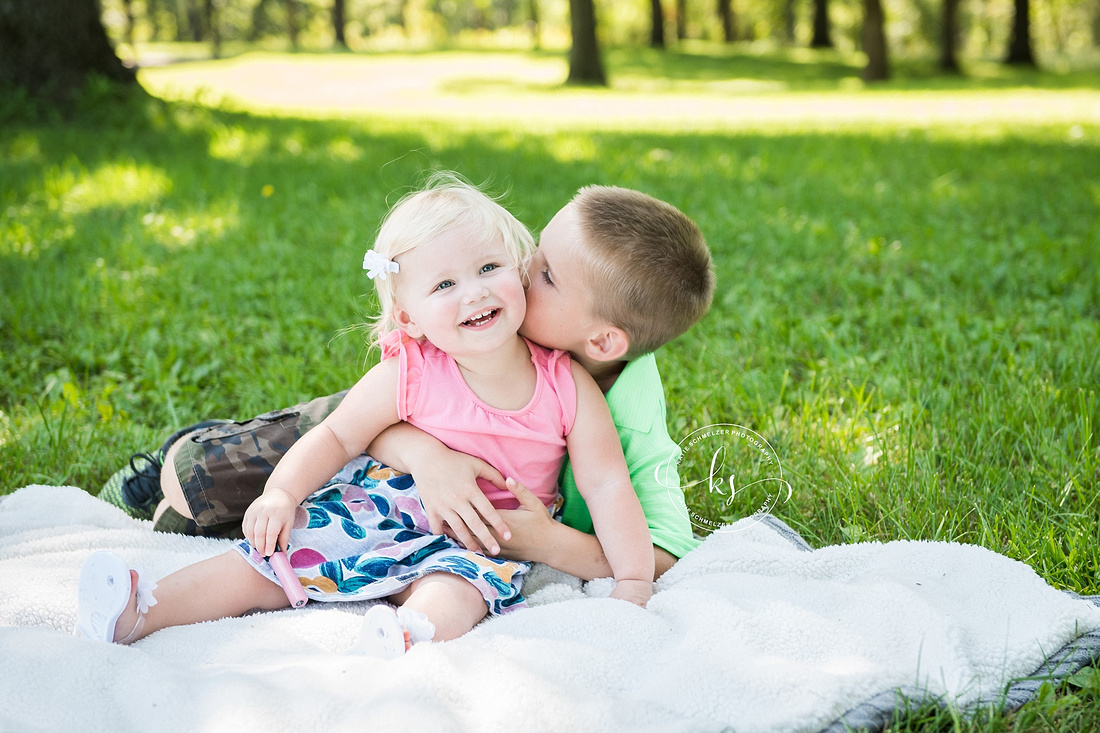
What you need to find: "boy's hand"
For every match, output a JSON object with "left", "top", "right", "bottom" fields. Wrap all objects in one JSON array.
[
  {"left": 414, "top": 452, "right": 512, "bottom": 556},
  {"left": 494, "top": 477, "right": 557, "bottom": 563},
  {"left": 242, "top": 488, "right": 299, "bottom": 558},
  {"left": 609, "top": 578, "right": 653, "bottom": 608}
]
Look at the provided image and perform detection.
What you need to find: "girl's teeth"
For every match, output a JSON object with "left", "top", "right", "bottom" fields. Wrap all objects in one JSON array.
[{"left": 464, "top": 309, "right": 496, "bottom": 325}]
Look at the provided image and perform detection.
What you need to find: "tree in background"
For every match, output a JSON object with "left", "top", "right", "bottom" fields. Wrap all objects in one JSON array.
[
  {"left": 0, "top": 0, "right": 135, "bottom": 101},
  {"left": 120, "top": 0, "right": 137, "bottom": 45},
  {"left": 1005, "top": 0, "right": 1037, "bottom": 65},
  {"left": 528, "top": 0, "right": 541, "bottom": 48},
  {"left": 862, "top": 0, "right": 889, "bottom": 80},
  {"left": 567, "top": 0, "right": 606, "bottom": 85},
  {"left": 206, "top": 0, "right": 222, "bottom": 58},
  {"left": 249, "top": 0, "right": 276, "bottom": 41},
  {"left": 940, "top": 0, "right": 961, "bottom": 72},
  {"left": 718, "top": 0, "right": 736, "bottom": 42},
  {"left": 333, "top": 0, "right": 347, "bottom": 47},
  {"left": 651, "top": 0, "right": 666, "bottom": 48},
  {"left": 811, "top": 0, "right": 833, "bottom": 47},
  {"left": 144, "top": 0, "right": 162, "bottom": 38},
  {"left": 76, "top": 0, "right": 1099, "bottom": 83},
  {"left": 285, "top": 0, "right": 300, "bottom": 49}
]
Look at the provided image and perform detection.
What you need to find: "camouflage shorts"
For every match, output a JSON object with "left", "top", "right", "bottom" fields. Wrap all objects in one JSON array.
[{"left": 168, "top": 391, "right": 348, "bottom": 531}]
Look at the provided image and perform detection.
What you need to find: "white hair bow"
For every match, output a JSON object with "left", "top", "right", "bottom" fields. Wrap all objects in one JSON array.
[{"left": 363, "top": 249, "right": 400, "bottom": 281}]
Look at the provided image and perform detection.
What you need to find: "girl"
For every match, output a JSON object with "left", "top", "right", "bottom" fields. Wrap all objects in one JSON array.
[{"left": 74, "top": 176, "right": 654, "bottom": 655}]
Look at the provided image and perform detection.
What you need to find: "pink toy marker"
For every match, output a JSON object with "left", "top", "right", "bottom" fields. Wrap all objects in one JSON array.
[{"left": 269, "top": 546, "right": 308, "bottom": 608}]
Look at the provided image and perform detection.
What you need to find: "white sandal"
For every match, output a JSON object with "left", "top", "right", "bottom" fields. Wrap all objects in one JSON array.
[
  {"left": 349, "top": 605, "right": 435, "bottom": 659},
  {"left": 74, "top": 551, "right": 157, "bottom": 644}
]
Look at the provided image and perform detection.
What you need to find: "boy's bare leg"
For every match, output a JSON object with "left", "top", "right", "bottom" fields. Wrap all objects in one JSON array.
[
  {"left": 113, "top": 551, "right": 289, "bottom": 643},
  {"left": 152, "top": 431, "right": 203, "bottom": 523},
  {"left": 390, "top": 573, "right": 488, "bottom": 642}
]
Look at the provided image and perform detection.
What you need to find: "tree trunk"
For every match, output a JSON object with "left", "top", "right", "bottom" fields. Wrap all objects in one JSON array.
[
  {"left": 651, "top": 0, "right": 665, "bottom": 48},
  {"left": 811, "top": 0, "right": 833, "bottom": 47},
  {"left": 499, "top": 0, "right": 517, "bottom": 26},
  {"left": 146, "top": 0, "right": 162, "bottom": 40},
  {"left": 188, "top": 0, "right": 205, "bottom": 42},
  {"left": 205, "top": 0, "right": 221, "bottom": 58},
  {"left": 0, "top": 0, "right": 136, "bottom": 101},
  {"left": 783, "top": 0, "right": 796, "bottom": 42},
  {"left": 676, "top": 0, "right": 687, "bottom": 40},
  {"left": 567, "top": 0, "right": 606, "bottom": 85},
  {"left": 528, "top": 0, "right": 540, "bottom": 48},
  {"left": 285, "top": 0, "right": 300, "bottom": 50},
  {"left": 121, "top": 0, "right": 136, "bottom": 46},
  {"left": 940, "top": 0, "right": 960, "bottom": 72},
  {"left": 1094, "top": 3, "right": 1100, "bottom": 48},
  {"left": 333, "top": 0, "right": 347, "bottom": 47},
  {"left": 1004, "top": 0, "right": 1036, "bottom": 64},
  {"left": 718, "top": 0, "right": 735, "bottom": 42},
  {"left": 249, "top": 0, "right": 271, "bottom": 41},
  {"left": 861, "top": 0, "right": 889, "bottom": 80}
]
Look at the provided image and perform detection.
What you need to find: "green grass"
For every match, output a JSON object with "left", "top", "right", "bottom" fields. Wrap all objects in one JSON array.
[{"left": 2, "top": 45, "right": 1098, "bottom": 729}]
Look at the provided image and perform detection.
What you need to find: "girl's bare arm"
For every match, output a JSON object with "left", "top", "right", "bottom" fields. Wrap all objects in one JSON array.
[{"left": 244, "top": 358, "right": 401, "bottom": 556}]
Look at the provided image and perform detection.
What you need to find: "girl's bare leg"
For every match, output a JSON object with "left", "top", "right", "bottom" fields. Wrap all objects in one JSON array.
[
  {"left": 390, "top": 573, "right": 488, "bottom": 642},
  {"left": 114, "top": 551, "right": 289, "bottom": 643}
]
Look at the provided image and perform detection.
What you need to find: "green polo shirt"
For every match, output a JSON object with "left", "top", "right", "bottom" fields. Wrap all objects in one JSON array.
[{"left": 558, "top": 353, "right": 700, "bottom": 558}]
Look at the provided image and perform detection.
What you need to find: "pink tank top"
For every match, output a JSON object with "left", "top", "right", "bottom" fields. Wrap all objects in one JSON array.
[{"left": 382, "top": 332, "right": 577, "bottom": 509}]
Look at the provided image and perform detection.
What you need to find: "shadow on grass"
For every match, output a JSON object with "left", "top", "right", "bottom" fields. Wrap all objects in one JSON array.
[
  {"left": 608, "top": 42, "right": 1100, "bottom": 90},
  {"left": 607, "top": 45, "right": 859, "bottom": 86}
]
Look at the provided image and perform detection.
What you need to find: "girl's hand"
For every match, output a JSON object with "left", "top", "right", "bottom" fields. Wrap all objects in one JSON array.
[
  {"left": 609, "top": 578, "right": 653, "bottom": 608},
  {"left": 414, "top": 451, "right": 512, "bottom": 556},
  {"left": 242, "top": 488, "right": 299, "bottom": 558}
]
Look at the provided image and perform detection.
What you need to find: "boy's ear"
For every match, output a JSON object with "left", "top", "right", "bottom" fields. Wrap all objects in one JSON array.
[
  {"left": 392, "top": 307, "right": 424, "bottom": 340},
  {"left": 583, "top": 326, "right": 630, "bottom": 363}
]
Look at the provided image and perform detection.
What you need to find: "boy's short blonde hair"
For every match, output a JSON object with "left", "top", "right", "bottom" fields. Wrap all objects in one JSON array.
[
  {"left": 572, "top": 186, "right": 715, "bottom": 359},
  {"left": 368, "top": 173, "right": 534, "bottom": 346}
]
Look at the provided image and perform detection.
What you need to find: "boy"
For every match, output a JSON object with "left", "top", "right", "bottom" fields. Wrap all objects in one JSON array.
[{"left": 101, "top": 185, "right": 715, "bottom": 581}]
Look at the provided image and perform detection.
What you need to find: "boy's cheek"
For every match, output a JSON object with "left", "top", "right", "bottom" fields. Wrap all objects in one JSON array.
[
  {"left": 521, "top": 286, "right": 539, "bottom": 318},
  {"left": 517, "top": 303, "right": 547, "bottom": 343},
  {"left": 518, "top": 307, "right": 567, "bottom": 352}
]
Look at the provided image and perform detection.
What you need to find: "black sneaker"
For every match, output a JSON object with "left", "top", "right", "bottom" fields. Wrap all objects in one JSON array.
[{"left": 98, "top": 420, "right": 229, "bottom": 520}]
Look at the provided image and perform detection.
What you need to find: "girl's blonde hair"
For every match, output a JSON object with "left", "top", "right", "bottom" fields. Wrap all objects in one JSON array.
[{"left": 367, "top": 173, "right": 534, "bottom": 347}]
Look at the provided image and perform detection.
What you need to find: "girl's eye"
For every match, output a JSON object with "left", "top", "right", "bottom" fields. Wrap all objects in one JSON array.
[
  {"left": 479, "top": 263, "right": 498, "bottom": 274},
  {"left": 434, "top": 280, "right": 455, "bottom": 291},
  {"left": 540, "top": 269, "right": 553, "bottom": 286}
]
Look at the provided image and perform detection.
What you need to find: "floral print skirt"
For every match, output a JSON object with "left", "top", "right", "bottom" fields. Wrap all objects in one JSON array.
[{"left": 235, "top": 455, "right": 529, "bottom": 616}]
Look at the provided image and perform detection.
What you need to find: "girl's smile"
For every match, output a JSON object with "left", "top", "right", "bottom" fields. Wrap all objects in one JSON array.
[{"left": 461, "top": 308, "right": 500, "bottom": 329}]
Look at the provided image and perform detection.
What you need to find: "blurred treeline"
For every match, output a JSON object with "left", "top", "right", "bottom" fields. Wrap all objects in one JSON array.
[{"left": 102, "top": 0, "right": 1100, "bottom": 63}]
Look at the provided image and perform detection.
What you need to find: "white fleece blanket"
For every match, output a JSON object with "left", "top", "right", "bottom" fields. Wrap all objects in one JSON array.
[{"left": 1, "top": 485, "right": 1098, "bottom": 733}]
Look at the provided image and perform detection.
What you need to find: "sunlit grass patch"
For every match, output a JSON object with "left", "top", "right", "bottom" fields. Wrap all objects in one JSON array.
[{"left": 135, "top": 48, "right": 1100, "bottom": 138}]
